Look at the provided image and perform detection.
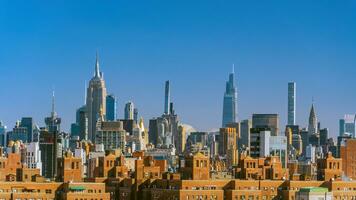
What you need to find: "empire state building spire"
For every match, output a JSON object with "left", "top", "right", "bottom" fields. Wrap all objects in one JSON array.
[{"left": 95, "top": 52, "right": 100, "bottom": 78}]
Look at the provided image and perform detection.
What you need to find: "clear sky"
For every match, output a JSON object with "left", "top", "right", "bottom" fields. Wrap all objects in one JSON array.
[{"left": 0, "top": 1, "right": 355, "bottom": 137}]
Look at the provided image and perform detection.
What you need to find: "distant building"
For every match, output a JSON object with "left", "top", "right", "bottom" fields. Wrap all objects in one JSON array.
[
  {"left": 339, "top": 114, "right": 356, "bottom": 137},
  {"left": 133, "top": 108, "right": 138, "bottom": 123},
  {"left": 7, "top": 121, "right": 27, "bottom": 143},
  {"left": 86, "top": 54, "right": 107, "bottom": 142},
  {"left": 239, "top": 119, "right": 251, "bottom": 149},
  {"left": 95, "top": 121, "right": 126, "bottom": 151},
  {"left": 124, "top": 101, "right": 134, "bottom": 120},
  {"left": 252, "top": 114, "right": 279, "bottom": 136},
  {"left": 106, "top": 94, "right": 117, "bottom": 121},
  {"left": 0, "top": 121, "right": 6, "bottom": 146},
  {"left": 288, "top": 82, "right": 296, "bottom": 125},
  {"left": 219, "top": 127, "right": 237, "bottom": 156},
  {"left": 308, "top": 103, "right": 318, "bottom": 136},
  {"left": 24, "top": 142, "right": 42, "bottom": 175},
  {"left": 222, "top": 67, "right": 237, "bottom": 127},
  {"left": 164, "top": 80, "right": 170, "bottom": 115},
  {"left": 20, "top": 117, "right": 34, "bottom": 142}
]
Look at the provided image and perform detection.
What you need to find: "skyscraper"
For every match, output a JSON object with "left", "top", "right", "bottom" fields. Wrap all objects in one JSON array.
[
  {"left": 252, "top": 114, "right": 279, "bottom": 136},
  {"left": 339, "top": 114, "right": 356, "bottom": 137},
  {"left": 106, "top": 94, "right": 117, "bottom": 121},
  {"left": 86, "top": 54, "right": 107, "bottom": 142},
  {"left": 21, "top": 117, "right": 34, "bottom": 142},
  {"left": 45, "top": 91, "right": 61, "bottom": 133},
  {"left": 0, "top": 121, "right": 6, "bottom": 146},
  {"left": 134, "top": 108, "right": 138, "bottom": 123},
  {"left": 288, "top": 82, "right": 296, "bottom": 125},
  {"left": 222, "top": 66, "right": 237, "bottom": 127},
  {"left": 164, "top": 80, "right": 170, "bottom": 115},
  {"left": 124, "top": 101, "right": 134, "bottom": 120},
  {"left": 308, "top": 103, "right": 318, "bottom": 136}
]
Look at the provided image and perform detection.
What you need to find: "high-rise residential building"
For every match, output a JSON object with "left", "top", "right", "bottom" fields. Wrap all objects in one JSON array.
[
  {"left": 288, "top": 82, "right": 296, "bottom": 125},
  {"left": 86, "top": 54, "right": 107, "bottom": 142},
  {"left": 308, "top": 103, "right": 318, "bottom": 136},
  {"left": 20, "top": 117, "right": 34, "bottom": 142},
  {"left": 164, "top": 80, "right": 170, "bottom": 115},
  {"left": 106, "top": 94, "right": 116, "bottom": 121},
  {"left": 0, "top": 121, "right": 7, "bottom": 146},
  {"left": 239, "top": 119, "right": 251, "bottom": 149},
  {"left": 339, "top": 114, "right": 356, "bottom": 137},
  {"left": 222, "top": 66, "right": 237, "bottom": 127},
  {"left": 124, "top": 101, "right": 134, "bottom": 120},
  {"left": 252, "top": 114, "right": 279, "bottom": 136}
]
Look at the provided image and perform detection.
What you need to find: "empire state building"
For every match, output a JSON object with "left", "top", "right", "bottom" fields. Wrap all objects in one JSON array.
[{"left": 86, "top": 54, "right": 107, "bottom": 142}]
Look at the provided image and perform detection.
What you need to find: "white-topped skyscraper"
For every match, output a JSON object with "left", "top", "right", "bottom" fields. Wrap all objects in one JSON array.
[
  {"left": 288, "top": 82, "right": 296, "bottom": 125},
  {"left": 222, "top": 65, "right": 237, "bottom": 127},
  {"left": 86, "top": 53, "right": 107, "bottom": 142}
]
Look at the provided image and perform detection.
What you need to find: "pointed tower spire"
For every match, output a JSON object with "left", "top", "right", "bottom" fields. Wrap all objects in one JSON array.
[
  {"left": 95, "top": 51, "right": 100, "bottom": 78},
  {"left": 232, "top": 63, "right": 235, "bottom": 74},
  {"left": 51, "top": 90, "right": 56, "bottom": 118}
]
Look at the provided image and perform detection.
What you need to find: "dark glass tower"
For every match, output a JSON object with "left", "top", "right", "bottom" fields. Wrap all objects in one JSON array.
[
  {"left": 222, "top": 66, "right": 237, "bottom": 127},
  {"left": 106, "top": 94, "right": 117, "bottom": 121}
]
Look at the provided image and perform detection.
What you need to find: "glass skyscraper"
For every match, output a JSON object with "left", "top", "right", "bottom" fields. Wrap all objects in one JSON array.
[
  {"left": 106, "top": 94, "right": 117, "bottom": 121},
  {"left": 222, "top": 67, "right": 237, "bottom": 127},
  {"left": 288, "top": 82, "right": 296, "bottom": 125}
]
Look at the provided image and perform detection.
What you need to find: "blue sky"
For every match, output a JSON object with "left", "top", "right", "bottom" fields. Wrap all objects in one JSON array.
[{"left": 0, "top": 1, "right": 355, "bottom": 137}]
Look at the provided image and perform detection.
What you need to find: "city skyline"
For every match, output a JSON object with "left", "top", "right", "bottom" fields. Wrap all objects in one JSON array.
[{"left": 1, "top": 1, "right": 356, "bottom": 137}]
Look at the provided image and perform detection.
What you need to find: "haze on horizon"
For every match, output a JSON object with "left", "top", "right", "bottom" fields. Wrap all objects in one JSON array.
[{"left": 0, "top": 1, "right": 355, "bottom": 138}]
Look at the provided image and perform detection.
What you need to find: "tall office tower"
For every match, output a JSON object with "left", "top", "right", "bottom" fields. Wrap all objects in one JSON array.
[
  {"left": 252, "top": 114, "right": 279, "bottom": 136},
  {"left": 222, "top": 66, "right": 237, "bottom": 127},
  {"left": 239, "top": 119, "right": 251, "bottom": 149},
  {"left": 124, "top": 102, "right": 134, "bottom": 120},
  {"left": 134, "top": 108, "right": 138, "bottom": 123},
  {"left": 77, "top": 106, "right": 88, "bottom": 140},
  {"left": 7, "top": 121, "right": 28, "bottom": 143},
  {"left": 86, "top": 54, "right": 107, "bottom": 142},
  {"left": 218, "top": 127, "right": 237, "bottom": 156},
  {"left": 0, "top": 121, "right": 6, "bottom": 147},
  {"left": 20, "top": 117, "right": 34, "bottom": 142},
  {"left": 288, "top": 82, "right": 296, "bottom": 125},
  {"left": 106, "top": 94, "right": 116, "bottom": 121},
  {"left": 45, "top": 91, "right": 61, "bottom": 133},
  {"left": 308, "top": 103, "right": 318, "bottom": 136},
  {"left": 164, "top": 80, "right": 170, "bottom": 115},
  {"left": 339, "top": 114, "right": 356, "bottom": 137}
]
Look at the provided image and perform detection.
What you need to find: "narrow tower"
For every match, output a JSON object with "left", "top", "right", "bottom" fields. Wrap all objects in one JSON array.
[
  {"left": 164, "top": 80, "right": 170, "bottom": 115},
  {"left": 288, "top": 82, "right": 296, "bottom": 125}
]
